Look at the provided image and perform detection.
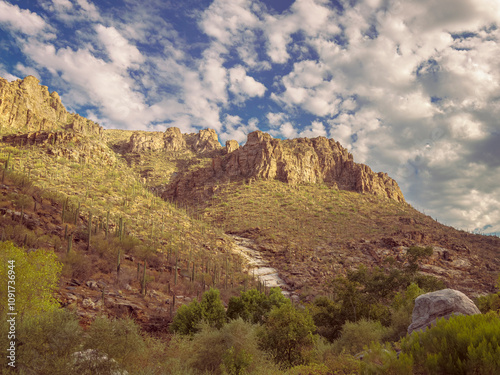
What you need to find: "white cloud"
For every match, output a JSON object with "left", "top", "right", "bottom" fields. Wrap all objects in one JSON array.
[
  {"left": 229, "top": 65, "right": 266, "bottom": 101},
  {"left": 0, "top": 1, "right": 48, "bottom": 35},
  {"left": 95, "top": 25, "right": 144, "bottom": 69}
]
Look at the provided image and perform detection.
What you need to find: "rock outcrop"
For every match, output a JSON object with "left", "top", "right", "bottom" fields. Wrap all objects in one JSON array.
[
  {"left": 126, "top": 127, "right": 222, "bottom": 154},
  {"left": 407, "top": 289, "right": 481, "bottom": 334},
  {"left": 0, "top": 76, "right": 102, "bottom": 136},
  {"left": 165, "top": 130, "right": 405, "bottom": 203}
]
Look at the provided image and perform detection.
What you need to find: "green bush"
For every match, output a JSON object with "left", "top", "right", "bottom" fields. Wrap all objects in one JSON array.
[
  {"left": 227, "top": 287, "right": 289, "bottom": 324},
  {"left": 360, "top": 342, "right": 413, "bottom": 375},
  {"left": 332, "top": 318, "right": 390, "bottom": 355},
  {"left": 401, "top": 312, "right": 500, "bottom": 374},
  {"left": 0, "top": 241, "right": 62, "bottom": 318},
  {"left": 83, "top": 316, "right": 146, "bottom": 372},
  {"left": 258, "top": 303, "right": 317, "bottom": 369},
  {"left": 171, "top": 288, "right": 226, "bottom": 335},
  {"left": 0, "top": 309, "right": 83, "bottom": 374},
  {"left": 387, "top": 283, "right": 424, "bottom": 341},
  {"left": 168, "top": 319, "right": 278, "bottom": 375}
]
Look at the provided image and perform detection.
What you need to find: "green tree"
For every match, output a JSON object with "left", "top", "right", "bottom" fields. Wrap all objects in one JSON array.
[
  {"left": 227, "top": 288, "right": 289, "bottom": 324},
  {"left": 171, "top": 288, "right": 226, "bottom": 335},
  {"left": 0, "top": 241, "right": 62, "bottom": 318},
  {"left": 258, "top": 303, "right": 316, "bottom": 369}
]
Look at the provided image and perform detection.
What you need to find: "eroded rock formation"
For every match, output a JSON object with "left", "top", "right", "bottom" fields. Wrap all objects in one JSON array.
[
  {"left": 165, "top": 130, "right": 405, "bottom": 203},
  {"left": 0, "top": 76, "right": 102, "bottom": 136},
  {"left": 126, "top": 127, "right": 221, "bottom": 154}
]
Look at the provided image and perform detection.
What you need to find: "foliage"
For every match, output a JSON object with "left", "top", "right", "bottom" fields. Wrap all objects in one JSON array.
[
  {"left": 227, "top": 287, "right": 290, "bottom": 324},
  {"left": 284, "top": 363, "right": 332, "bottom": 375},
  {"left": 168, "top": 318, "right": 278, "bottom": 375},
  {"left": 401, "top": 312, "right": 500, "bottom": 374},
  {"left": 475, "top": 273, "right": 500, "bottom": 313},
  {"left": 359, "top": 342, "right": 413, "bottom": 375},
  {"left": 83, "top": 316, "right": 146, "bottom": 367},
  {"left": 0, "top": 241, "right": 62, "bottom": 318},
  {"left": 387, "top": 283, "right": 425, "bottom": 341},
  {"left": 405, "top": 245, "right": 433, "bottom": 274},
  {"left": 258, "top": 303, "right": 317, "bottom": 369},
  {"left": 0, "top": 309, "right": 82, "bottom": 374},
  {"left": 332, "top": 318, "right": 390, "bottom": 355},
  {"left": 171, "top": 288, "right": 227, "bottom": 335}
]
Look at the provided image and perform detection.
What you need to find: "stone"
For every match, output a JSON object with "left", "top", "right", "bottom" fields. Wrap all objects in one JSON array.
[
  {"left": 82, "top": 298, "right": 96, "bottom": 309},
  {"left": 225, "top": 140, "right": 240, "bottom": 154},
  {"left": 125, "top": 127, "right": 222, "bottom": 153},
  {"left": 0, "top": 76, "right": 102, "bottom": 135},
  {"left": 165, "top": 130, "right": 405, "bottom": 203},
  {"left": 407, "top": 288, "right": 481, "bottom": 334}
]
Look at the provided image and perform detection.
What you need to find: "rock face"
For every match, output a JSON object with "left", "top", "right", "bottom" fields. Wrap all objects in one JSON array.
[
  {"left": 166, "top": 130, "right": 404, "bottom": 203},
  {"left": 126, "top": 127, "right": 222, "bottom": 154},
  {"left": 0, "top": 76, "right": 102, "bottom": 136},
  {"left": 407, "top": 289, "right": 481, "bottom": 334}
]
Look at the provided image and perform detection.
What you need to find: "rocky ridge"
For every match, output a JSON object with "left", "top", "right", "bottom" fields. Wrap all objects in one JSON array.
[
  {"left": 163, "top": 129, "right": 405, "bottom": 203},
  {"left": 0, "top": 76, "right": 102, "bottom": 136},
  {"left": 125, "top": 127, "right": 222, "bottom": 154}
]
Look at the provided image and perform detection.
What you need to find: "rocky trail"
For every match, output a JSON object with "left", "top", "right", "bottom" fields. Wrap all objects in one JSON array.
[{"left": 230, "top": 235, "right": 299, "bottom": 301}]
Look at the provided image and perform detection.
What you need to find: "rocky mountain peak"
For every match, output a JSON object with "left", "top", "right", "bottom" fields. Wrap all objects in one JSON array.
[
  {"left": 0, "top": 75, "right": 102, "bottom": 136},
  {"left": 126, "top": 127, "right": 222, "bottom": 154},
  {"left": 165, "top": 130, "right": 405, "bottom": 203}
]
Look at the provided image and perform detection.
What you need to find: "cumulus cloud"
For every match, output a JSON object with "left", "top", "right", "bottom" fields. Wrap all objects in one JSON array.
[
  {"left": 95, "top": 25, "right": 144, "bottom": 69},
  {"left": 229, "top": 65, "right": 266, "bottom": 101},
  {"left": 0, "top": 1, "right": 49, "bottom": 35}
]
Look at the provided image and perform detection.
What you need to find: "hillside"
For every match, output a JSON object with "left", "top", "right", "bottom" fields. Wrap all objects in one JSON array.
[{"left": 1, "top": 74, "right": 499, "bottom": 314}]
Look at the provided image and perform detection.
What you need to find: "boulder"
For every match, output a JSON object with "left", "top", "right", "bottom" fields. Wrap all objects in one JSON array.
[{"left": 408, "top": 288, "right": 481, "bottom": 334}]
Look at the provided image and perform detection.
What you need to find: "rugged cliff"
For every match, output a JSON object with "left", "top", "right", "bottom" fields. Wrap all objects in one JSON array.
[
  {"left": 125, "top": 127, "right": 222, "bottom": 154},
  {"left": 0, "top": 76, "right": 102, "bottom": 136},
  {"left": 163, "top": 130, "right": 405, "bottom": 203}
]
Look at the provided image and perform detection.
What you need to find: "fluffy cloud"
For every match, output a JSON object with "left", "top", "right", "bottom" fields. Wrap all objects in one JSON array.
[
  {"left": 0, "top": 1, "right": 49, "bottom": 35},
  {"left": 229, "top": 65, "right": 266, "bottom": 101},
  {"left": 95, "top": 25, "right": 144, "bottom": 69}
]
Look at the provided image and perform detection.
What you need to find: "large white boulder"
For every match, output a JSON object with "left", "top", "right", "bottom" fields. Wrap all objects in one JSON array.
[{"left": 408, "top": 288, "right": 481, "bottom": 334}]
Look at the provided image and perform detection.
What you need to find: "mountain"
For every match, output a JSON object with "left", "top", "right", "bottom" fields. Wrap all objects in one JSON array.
[{"left": 1, "top": 75, "right": 499, "bottom": 314}]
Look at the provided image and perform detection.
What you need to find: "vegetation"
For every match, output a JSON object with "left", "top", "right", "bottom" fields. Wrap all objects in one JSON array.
[{"left": 1, "top": 120, "right": 499, "bottom": 374}]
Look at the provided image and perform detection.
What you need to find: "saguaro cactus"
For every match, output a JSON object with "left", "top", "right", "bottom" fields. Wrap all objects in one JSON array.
[{"left": 87, "top": 212, "right": 92, "bottom": 250}]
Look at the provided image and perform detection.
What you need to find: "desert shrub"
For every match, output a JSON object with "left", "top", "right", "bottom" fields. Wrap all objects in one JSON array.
[
  {"left": 6, "top": 192, "right": 34, "bottom": 210},
  {"left": 285, "top": 363, "right": 332, "bottom": 375},
  {"left": 0, "top": 309, "right": 83, "bottom": 374},
  {"left": 258, "top": 303, "right": 317, "bottom": 369},
  {"left": 401, "top": 312, "right": 500, "bottom": 374},
  {"left": 227, "top": 287, "right": 290, "bottom": 324},
  {"left": 168, "top": 319, "right": 278, "bottom": 375},
  {"left": 332, "top": 318, "right": 390, "bottom": 355},
  {"left": 171, "top": 288, "right": 226, "bottom": 335},
  {"left": 0, "top": 241, "right": 62, "bottom": 318},
  {"left": 62, "top": 250, "right": 93, "bottom": 280},
  {"left": 83, "top": 316, "right": 146, "bottom": 371},
  {"left": 476, "top": 293, "right": 500, "bottom": 313},
  {"left": 360, "top": 342, "right": 413, "bottom": 375},
  {"left": 387, "top": 283, "right": 424, "bottom": 341}
]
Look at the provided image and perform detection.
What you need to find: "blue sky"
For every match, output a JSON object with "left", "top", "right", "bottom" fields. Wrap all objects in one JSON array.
[{"left": 0, "top": 0, "right": 499, "bottom": 235}]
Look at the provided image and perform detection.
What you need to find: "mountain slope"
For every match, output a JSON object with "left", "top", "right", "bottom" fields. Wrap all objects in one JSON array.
[{"left": 1, "top": 75, "right": 499, "bottom": 305}]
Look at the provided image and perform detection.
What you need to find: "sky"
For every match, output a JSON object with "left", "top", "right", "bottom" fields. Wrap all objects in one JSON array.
[{"left": 0, "top": 0, "right": 499, "bottom": 235}]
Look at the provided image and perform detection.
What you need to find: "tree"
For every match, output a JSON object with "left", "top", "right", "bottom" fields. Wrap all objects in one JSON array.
[
  {"left": 0, "top": 241, "right": 62, "bottom": 318},
  {"left": 171, "top": 288, "right": 226, "bottom": 335},
  {"left": 258, "top": 303, "right": 316, "bottom": 369},
  {"left": 227, "top": 287, "right": 289, "bottom": 324}
]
